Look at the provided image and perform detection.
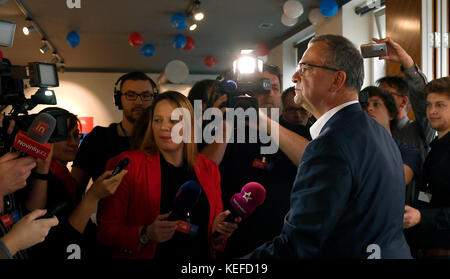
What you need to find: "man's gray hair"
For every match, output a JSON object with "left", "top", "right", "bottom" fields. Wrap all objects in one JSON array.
[{"left": 310, "top": 34, "right": 364, "bottom": 92}]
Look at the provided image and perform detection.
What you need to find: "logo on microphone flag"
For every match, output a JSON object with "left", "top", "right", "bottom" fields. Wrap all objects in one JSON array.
[{"left": 32, "top": 121, "right": 50, "bottom": 137}]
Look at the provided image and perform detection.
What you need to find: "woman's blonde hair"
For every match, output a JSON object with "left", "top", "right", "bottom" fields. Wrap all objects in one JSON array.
[{"left": 141, "top": 91, "right": 198, "bottom": 169}]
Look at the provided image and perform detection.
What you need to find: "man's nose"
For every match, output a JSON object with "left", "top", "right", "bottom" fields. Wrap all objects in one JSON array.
[{"left": 292, "top": 71, "right": 300, "bottom": 83}]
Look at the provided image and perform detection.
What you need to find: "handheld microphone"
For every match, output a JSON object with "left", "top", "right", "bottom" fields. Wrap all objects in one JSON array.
[
  {"left": 13, "top": 113, "right": 56, "bottom": 160},
  {"left": 212, "top": 182, "right": 266, "bottom": 238},
  {"left": 168, "top": 180, "right": 202, "bottom": 221},
  {"left": 111, "top": 157, "right": 130, "bottom": 176}
]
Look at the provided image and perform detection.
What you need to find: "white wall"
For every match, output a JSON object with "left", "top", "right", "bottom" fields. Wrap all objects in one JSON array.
[{"left": 267, "top": 0, "right": 385, "bottom": 91}]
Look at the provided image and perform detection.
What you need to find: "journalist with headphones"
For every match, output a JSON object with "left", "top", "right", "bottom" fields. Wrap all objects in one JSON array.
[{"left": 71, "top": 72, "right": 157, "bottom": 195}]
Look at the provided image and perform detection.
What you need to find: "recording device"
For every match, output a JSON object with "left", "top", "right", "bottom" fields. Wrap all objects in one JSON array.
[
  {"left": 13, "top": 112, "right": 56, "bottom": 160},
  {"left": 111, "top": 157, "right": 130, "bottom": 176},
  {"left": 0, "top": 25, "right": 64, "bottom": 155},
  {"left": 1, "top": 109, "right": 70, "bottom": 156},
  {"left": 360, "top": 43, "right": 388, "bottom": 58},
  {"left": 168, "top": 180, "right": 202, "bottom": 221},
  {"left": 38, "top": 201, "right": 69, "bottom": 219},
  {"left": 213, "top": 54, "right": 272, "bottom": 110},
  {"left": 212, "top": 182, "right": 266, "bottom": 238}
]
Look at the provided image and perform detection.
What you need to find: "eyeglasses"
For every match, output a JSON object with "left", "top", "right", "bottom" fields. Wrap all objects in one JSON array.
[
  {"left": 297, "top": 62, "right": 341, "bottom": 74},
  {"left": 123, "top": 91, "right": 155, "bottom": 101}
]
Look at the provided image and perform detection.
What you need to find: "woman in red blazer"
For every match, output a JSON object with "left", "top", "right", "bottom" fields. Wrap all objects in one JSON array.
[{"left": 97, "top": 91, "right": 239, "bottom": 259}]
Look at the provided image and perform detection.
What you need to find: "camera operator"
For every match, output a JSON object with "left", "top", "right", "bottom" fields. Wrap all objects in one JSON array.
[
  {"left": 199, "top": 64, "right": 311, "bottom": 258},
  {"left": 0, "top": 114, "right": 58, "bottom": 259}
]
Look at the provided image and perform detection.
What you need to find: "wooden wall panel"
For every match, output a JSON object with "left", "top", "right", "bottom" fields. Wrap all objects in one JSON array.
[{"left": 385, "top": 0, "right": 422, "bottom": 76}]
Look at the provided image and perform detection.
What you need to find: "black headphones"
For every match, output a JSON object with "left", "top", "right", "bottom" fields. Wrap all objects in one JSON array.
[{"left": 113, "top": 72, "right": 158, "bottom": 110}]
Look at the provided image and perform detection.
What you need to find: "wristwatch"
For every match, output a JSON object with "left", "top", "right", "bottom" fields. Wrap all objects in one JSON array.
[{"left": 139, "top": 225, "right": 150, "bottom": 245}]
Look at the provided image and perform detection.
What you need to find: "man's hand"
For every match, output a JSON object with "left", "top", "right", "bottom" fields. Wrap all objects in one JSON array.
[
  {"left": 0, "top": 209, "right": 58, "bottom": 256},
  {"left": 0, "top": 152, "right": 36, "bottom": 196},
  {"left": 403, "top": 205, "right": 421, "bottom": 229},
  {"left": 372, "top": 37, "right": 414, "bottom": 69}
]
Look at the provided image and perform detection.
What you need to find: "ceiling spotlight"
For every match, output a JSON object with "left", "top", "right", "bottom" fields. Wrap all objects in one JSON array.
[
  {"left": 193, "top": 11, "right": 204, "bottom": 21},
  {"left": 186, "top": 18, "right": 197, "bottom": 31},
  {"left": 192, "top": 0, "right": 205, "bottom": 22},
  {"left": 23, "top": 25, "right": 35, "bottom": 36},
  {"left": 51, "top": 53, "right": 59, "bottom": 64},
  {"left": 40, "top": 41, "right": 50, "bottom": 54}
]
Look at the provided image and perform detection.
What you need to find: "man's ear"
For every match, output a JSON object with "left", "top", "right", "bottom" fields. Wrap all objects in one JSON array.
[
  {"left": 400, "top": 95, "right": 409, "bottom": 109},
  {"left": 330, "top": 71, "right": 347, "bottom": 93}
]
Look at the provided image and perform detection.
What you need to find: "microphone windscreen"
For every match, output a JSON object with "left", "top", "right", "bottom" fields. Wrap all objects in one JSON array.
[
  {"left": 229, "top": 182, "right": 266, "bottom": 218},
  {"left": 26, "top": 113, "right": 56, "bottom": 143},
  {"left": 173, "top": 180, "right": 202, "bottom": 216}
]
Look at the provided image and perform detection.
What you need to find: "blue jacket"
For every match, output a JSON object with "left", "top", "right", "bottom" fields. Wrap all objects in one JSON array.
[{"left": 244, "top": 104, "right": 412, "bottom": 259}]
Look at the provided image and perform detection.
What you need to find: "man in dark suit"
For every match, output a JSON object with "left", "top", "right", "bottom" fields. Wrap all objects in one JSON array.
[{"left": 243, "top": 34, "right": 412, "bottom": 259}]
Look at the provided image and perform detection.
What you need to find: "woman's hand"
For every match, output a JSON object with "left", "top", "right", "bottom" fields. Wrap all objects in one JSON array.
[
  {"left": 146, "top": 212, "right": 178, "bottom": 243},
  {"left": 85, "top": 170, "right": 128, "bottom": 202},
  {"left": 212, "top": 210, "right": 241, "bottom": 249}
]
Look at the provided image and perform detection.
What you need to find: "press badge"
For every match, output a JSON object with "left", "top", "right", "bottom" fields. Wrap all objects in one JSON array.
[{"left": 418, "top": 191, "right": 432, "bottom": 203}]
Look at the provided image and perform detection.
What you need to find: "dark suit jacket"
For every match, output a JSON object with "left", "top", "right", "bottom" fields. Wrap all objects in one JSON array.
[{"left": 243, "top": 104, "right": 412, "bottom": 259}]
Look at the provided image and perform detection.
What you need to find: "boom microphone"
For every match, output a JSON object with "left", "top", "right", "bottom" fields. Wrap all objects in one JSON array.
[
  {"left": 168, "top": 180, "right": 202, "bottom": 221},
  {"left": 13, "top": 112, "right": 56, "bottom": 160},
  {"left": 212, "top": 182, "right": 266, "bottom": 238}
]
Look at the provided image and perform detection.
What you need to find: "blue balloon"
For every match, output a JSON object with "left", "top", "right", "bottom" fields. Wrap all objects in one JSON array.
[
  {"left": 171, "top": 13, "right": 187, "bottom": 29},
  {"left": 173, "top": 34, "right": 187, "bottom": 49},
  {"left": 66, "top": 31, "right": 80, "bottom": 48},
  {"left": 176, "top": 22, "right": 188, "bottom": 31},
  {"left": 141, "top": 44, "right": 155, "bottom": 57},
  {"left": 320, "top": 0, "right": 338, "bottom": 18}
]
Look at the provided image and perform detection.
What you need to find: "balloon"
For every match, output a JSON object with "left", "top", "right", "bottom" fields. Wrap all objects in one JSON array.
[
  {"left": 281, "top": 14, "right": 298, "bottom": 27},
  {"left": 283, "top": 0, "right": 304, "bottom": 19},
  {"left": 171, "top": 13, "right": 187, "bottom": 29},
  {"left": 173, "top": 34, "right": 187, "bottom": 49},
  {"left": 183, "top": 36, "right": 195, "bottom": 51},
  {"left": 320, "top": 0, "right": 338, "bottom": 18},
  {"left": 141, "top": 44, "right": 155, "bottom": 57},
  {"left": 165, "top": 60, "right": 189, "bottom": 84},
  {"left": 129, "top": 32, "right": 143, "bottom": 47},
  {"left": 308, "top": 8, "right": 325, "bottom": 25},
  {"left": 256, "top": 44, "right": 269, "bottom": 57},
  {"left": 204, "top": 56, "right": 218, "bottom": 67},
  {"left": 66, "top": 31, "right": 80, "bottom": 48}
]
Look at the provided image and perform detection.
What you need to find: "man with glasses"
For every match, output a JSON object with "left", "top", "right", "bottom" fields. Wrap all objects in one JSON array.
[
  {"left": 244, "top": 34, "right": 411, "bottom": 259},
  {"left": 71, "top": 72, "right": 157, "bottom": 192},
  {"left": 281, "top": 86, "right": 312, "bottom": 127}
]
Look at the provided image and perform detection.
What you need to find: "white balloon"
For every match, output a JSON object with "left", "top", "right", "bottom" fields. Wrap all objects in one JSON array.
[
  {"left": 308, "top": 8, "right": 325, "bottom": 25},
  {"left": 281, "top": 14, "right": 298, "bottom": 27},
  {"left": 165, "top": 60, "right": 189, "bottom": 84},
  {"left": 283, "top": 0, "right": 304, "bottom": 19}
]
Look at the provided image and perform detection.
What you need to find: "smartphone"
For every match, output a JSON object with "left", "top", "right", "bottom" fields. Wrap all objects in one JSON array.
[
  {"left": 111, "top": 157, "right": 130, "bottom": 176},
  {"left": 360, "top": 43, "right": 387, "bottom": 58},
  {"left": 38, "top": 201, "right": 68, "bottom": 219}
]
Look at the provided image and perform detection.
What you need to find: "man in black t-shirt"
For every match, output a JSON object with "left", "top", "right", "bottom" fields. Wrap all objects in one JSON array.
[{"left": 71, "top": 72, "right": 157, "bottom": 190}]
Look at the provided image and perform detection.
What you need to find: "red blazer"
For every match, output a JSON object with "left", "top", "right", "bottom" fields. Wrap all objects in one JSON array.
[{"left": 97, "top": 150, "right": 223, "bottom": 259}]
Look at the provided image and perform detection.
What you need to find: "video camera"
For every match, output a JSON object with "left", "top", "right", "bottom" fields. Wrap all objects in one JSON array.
[
  {"left": 213, "top": 53, "right": 272, "bottom": 110},
  {"left": 0, "top": 21, "right": 68, "bottom": 155}
]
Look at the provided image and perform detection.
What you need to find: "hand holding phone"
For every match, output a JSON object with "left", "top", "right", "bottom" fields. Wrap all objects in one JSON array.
[{"left": 360, "top": 43, "right": 388, "bottom": 58}]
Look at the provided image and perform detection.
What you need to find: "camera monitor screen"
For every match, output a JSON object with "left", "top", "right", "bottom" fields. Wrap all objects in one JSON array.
[
  {"left": 31, "top": 63, "right": 59, "bottom": 87},
  {"left": 38, "top": 63, "right": 59, "bottom": 87},
  {"left": 0, "top": 20, "right": 16, "bottom": 47}
]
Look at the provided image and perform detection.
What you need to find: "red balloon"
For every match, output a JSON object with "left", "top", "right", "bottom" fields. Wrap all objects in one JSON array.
[
  {"left": 183, "top": 36, "right": 195, "bottom": 51},
  {"left": 256, "top": 44, "right": 269, "bottom": 56},
  {"left": 129, "top": 32, "right": 143, "bottom": 47},
  {"left": 204, "top": 56, "right": 218, "bottom": 67}
]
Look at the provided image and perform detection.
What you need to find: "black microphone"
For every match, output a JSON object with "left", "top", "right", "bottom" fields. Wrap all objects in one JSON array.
[
  {"left": 168, "top": 180, "right": 202, "bottom": 221},
  {"left": 212, "top": 182, "right": 266, "bottom": 238}
]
